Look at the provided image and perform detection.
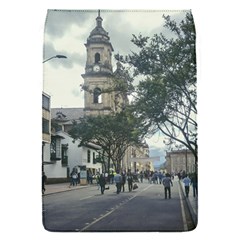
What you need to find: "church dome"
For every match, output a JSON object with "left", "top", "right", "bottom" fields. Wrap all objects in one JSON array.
[
  {"left": 86, "top": 11, "right": 113, "bottom": 51},
  {"left": 89, "top": 15, "right": 109, "bottom": 39}
]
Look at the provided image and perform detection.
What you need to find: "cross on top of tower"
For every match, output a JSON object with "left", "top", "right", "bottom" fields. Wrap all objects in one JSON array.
[{"left": 96, "top": 9, "right": 103, "bottom": 28}]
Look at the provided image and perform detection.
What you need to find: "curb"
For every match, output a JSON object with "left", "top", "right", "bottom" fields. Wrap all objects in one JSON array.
[
  {"left": 178, "top": 181, "right": 198, "bottom": 227},
  {"left": 43, "top": 184, "right": 92, "bottom": 196}
]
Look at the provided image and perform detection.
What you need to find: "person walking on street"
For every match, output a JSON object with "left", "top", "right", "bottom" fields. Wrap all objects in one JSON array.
[
  {"left": 99, "top": 174, "right": 106, "bottom": 194},
  {"left": 72, "top": 172, "right": 78, "bottom": 186},
  {"left": 114, "top": 171, "right": 122, "bottom": 194},
  {"left": 190, "top": 172, "right": 198, "bottom": 197},
  {"left": 109, "top": 171, "right": 114, "bottom": 184},
  {"left": 42, "top": 172, "right": 47, "bottom": 194},
  {"left": 182, "top": 174, "right": 191, "bottom": 197},
  {"left": 140, "top": 171, "right": 144, "bottom": 183},
  {"left": 154, "top": 171, "right": 158, "bottom": 184},
  {"left": 127, "top": 173, "right": 133, "bottom": 192},
  {"left": 69, "top": 169, "right": 77, "bottom": 187},
  {"left": 96, "top": 172, "right": 100, "bottom": 190},
  {"left": 77, "top": 171, "right": 81, "bottom": 185},
  {"left": 121, "top": 172, "right": 126, "bottom": 192},
  {"left": 162, "top": 173, "right": 173, "bottom": 199},
  {"left": 158, "top": 171, "right": 163, "bottom": 184}
]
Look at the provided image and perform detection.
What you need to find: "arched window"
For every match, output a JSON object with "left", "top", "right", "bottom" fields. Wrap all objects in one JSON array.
[
  {"left": 95, "top": 53, "right": 100, "bottom": 63},
  {"left": 93, "top": 88, "right": 102, "bottom": 104}
]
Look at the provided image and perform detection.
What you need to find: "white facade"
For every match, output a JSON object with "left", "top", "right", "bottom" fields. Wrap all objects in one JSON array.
[{"left": 44, "top": 131, "right": 103, "bottom": 180}]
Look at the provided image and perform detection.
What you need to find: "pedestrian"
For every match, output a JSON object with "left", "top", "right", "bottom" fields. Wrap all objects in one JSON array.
[
  {"left": 154, "top": 171, "right": 158, "bottom": 184},
  {"left": 110, "top": 170, "right": 114, "bottom": 184},
  {"left": 42, "top": 172, "right": 47, "bottom": 194},
  {"left": 69, "top": 169, "right": 77, "bottom": 187},
  {"left": 158, "top": 171, "right": 162, "bottom": 184},
  {"left": 99, "top": 174, "right": 106, "bottom": 194},
  {"left": 127, "top": 173, "right": 133, "bottom": 192},
  {"left": 72, "top": 171, "right": 78, "bottom": 186},
  {"left": 190, "top": 172, "right": 198, "bottom": 197},
  {"left": 162, "top": 173, "right": 173, "bottom": 199},
  {"left": 77, "top": 171, "right": 81, "bottom": 185},
  {"left": 177, "top": 172, "right": 181, "bottom": 181},
  {"left": 121, "top": 172, "right": 126, "bottom": 192},
  {"left": 96, "top": 172, "right": 100, "bottom": 190},
  {"left": 182, "top": 174, "right": 191, "bottom": 197},
  {"left": 140, "top": 171, "right": 144, "bottom": 183},
  {"left": 88, "top": 171, "right": 93, "bottom": 184},
  {"left": 114, "top": 171, "right": 122, "bottom": 194}
]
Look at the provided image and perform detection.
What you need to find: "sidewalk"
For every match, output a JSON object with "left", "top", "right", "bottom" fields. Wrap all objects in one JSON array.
[
  {"left": 179, "top": 180, "right": 198, "bottom": 226},
  {"left": 43, "top": 183, "right": 90, "bottom": 195}
]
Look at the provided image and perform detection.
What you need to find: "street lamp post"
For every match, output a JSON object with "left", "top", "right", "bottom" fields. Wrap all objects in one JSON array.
[
  {"left": 43, "top": 54, "right": 67, "bottom": 63},
  {"left": 42, "top": 54, "right": 67, "bottom": 176}
]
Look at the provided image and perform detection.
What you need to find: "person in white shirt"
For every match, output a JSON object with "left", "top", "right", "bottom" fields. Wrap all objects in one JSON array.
[
  {"left": 182, "top": 175, "right": 191, "bottom": 197},
  {"left": 114, "top": 171, "right": 122, "bottom": 194}
]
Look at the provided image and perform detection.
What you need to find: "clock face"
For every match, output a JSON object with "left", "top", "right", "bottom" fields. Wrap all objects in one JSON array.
[{"left": 93, "top": 65, "right": 100, "bottom": 72}]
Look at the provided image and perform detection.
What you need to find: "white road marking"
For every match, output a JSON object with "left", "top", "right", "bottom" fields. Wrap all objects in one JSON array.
[
  {"left": 79, "top": 196, "right": 93, "bottom": 201},
  {"left": 80, "top": 184, "right": 153, "bottom": 231}
]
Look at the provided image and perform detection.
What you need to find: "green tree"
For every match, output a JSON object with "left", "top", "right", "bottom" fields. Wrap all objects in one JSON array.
[
  {"left": 117, "top": 12, "right": 197, "bottom": 164},
  {"left": 68, "top": 111, "right": 143, "bottom": 173}
]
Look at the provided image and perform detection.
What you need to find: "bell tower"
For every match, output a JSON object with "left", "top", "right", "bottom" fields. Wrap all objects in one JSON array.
[{"left": 82, "top": 10, "right": 115, "bottom": 116}]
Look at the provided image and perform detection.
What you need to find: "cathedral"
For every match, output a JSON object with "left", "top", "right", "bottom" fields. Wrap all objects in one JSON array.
[{"left": 49, "top": 11, "right": 153, "bottom": 176}]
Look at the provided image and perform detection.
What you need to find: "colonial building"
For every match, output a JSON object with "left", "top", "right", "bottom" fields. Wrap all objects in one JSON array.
[
  {"left": 43, "top": 108, "right": 103, "bottom": 183},
  {"left": 165, "top": 149, "right": 196, "bottom": 175}
]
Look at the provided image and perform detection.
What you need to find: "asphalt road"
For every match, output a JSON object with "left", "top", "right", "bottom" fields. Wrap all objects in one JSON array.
[{"left": 42, "top": 179, "right": 191, "bottom": 232}]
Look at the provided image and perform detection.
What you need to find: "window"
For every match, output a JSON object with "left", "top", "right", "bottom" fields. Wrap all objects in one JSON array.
[
  {"left": 95, "top": 53, "right": 100, "bottom": 63},
  {"left": 42, "top": 118, "right": 49, "bottom": 134},
  {"left": 42, "top": 94, "right": 50, "bottom": 110},
  {"left": 93, "top": 88, "right": 102, "bottom": 103},
  {"left": 61, "top": 144, "right": 68, "bottom": 166},
  {"left": 87, "top": 150, "right": 91, "bottom": 163},
  {"left": 93, "top": 152, "right": 96, "bottom": 164},
  {"left": 50, "top": 138, "right": 61, "bottom": 160}
]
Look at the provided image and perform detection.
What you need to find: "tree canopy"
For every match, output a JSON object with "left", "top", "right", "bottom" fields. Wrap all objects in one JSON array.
[
  {"left": 68, "top": 111, "right": 143, "bottom": 172},
  {"left": 116, "top": 12, "right": 197, "bottom": 163}
]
